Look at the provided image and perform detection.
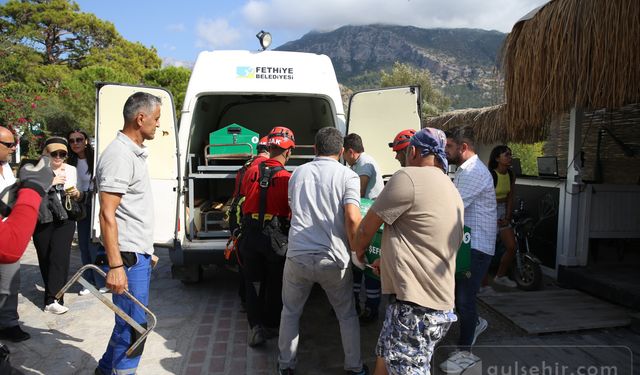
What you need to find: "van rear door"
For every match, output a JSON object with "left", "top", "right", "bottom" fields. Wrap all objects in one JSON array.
[
  {"left": 346, "top": 86, "right": 422, "bottom": 177},
  {"left": 92, "top": 83, "right": 179, "bottom": 248}
]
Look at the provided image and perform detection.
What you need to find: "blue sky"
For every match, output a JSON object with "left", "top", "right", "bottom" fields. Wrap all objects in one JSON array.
[{"left": 72, "top": 1, "right": 546, "bottom": 65}]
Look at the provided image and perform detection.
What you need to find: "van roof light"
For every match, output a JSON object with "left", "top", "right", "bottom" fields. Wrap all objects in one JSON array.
[{"left": 256, "top": 30, "right": 272, "bottom": 50}]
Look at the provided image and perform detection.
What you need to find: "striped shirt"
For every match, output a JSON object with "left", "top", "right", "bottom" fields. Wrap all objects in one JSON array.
[{"left": 453, "top": 155, "right": 497, "bottom": 255}]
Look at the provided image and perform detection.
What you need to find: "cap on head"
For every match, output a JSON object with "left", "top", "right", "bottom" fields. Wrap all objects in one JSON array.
[
  {"left": 43, "top": 136, "right": 68, "bottom": 155},
  {"left": 389, "top": 129, "right": 416, "bottom": 152},
  {"left": 409, "top": 127, "right": 448, "bottom": 172},
  {"left": 267, "top": 126, "right": 295, "bottom": 150}
]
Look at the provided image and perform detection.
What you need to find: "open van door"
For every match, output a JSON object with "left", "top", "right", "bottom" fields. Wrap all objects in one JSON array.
[
  {"left": 346, "top": 86, "right": 422, "bottom": 177},
  {"left": 92, "top": 83, "right": 180, "bottom": 248}
]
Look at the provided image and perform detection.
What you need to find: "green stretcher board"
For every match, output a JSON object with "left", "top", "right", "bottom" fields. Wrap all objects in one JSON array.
[{"left": 358, "top": 199, "right": 471, "bottom": 280}]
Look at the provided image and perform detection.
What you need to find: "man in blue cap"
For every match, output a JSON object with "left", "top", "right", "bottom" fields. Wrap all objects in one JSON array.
[{"left": 353, "top": 128, "right": 464, "bottom": 375}]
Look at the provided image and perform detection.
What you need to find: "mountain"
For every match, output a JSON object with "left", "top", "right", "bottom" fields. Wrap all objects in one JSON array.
[{"left": 275, "top": 25, "right": 506, "bottom": 109}]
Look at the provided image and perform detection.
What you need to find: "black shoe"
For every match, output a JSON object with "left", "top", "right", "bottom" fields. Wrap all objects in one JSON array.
[
  {"left": 277, "top": 364, "right": 295, "bottom": 375},
  {"left": 359, "top": 307, "right": 378, "bottom": 325},
  {"left": 94, "top": 368, "right": 106, "bottom": 375},
  {"left": 247, "top": 325, "right": 266, "bottom": 347},
  {"left": 346, "top": 364, "right": 369, "bottom": 375},
  {"left": 0, "top": 326, "right": 30, "bottom": 342}
]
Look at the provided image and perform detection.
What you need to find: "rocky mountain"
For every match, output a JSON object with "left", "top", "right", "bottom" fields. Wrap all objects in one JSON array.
[{"left": 275, "top": 25, "right": 506, "bottom": 109}]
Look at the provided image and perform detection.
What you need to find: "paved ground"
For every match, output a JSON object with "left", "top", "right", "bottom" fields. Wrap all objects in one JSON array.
[{"left": 5, "top": 242, "right": 640, "bottom": 374}]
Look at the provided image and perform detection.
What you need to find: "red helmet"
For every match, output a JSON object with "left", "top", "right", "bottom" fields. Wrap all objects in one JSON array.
[
  {"left": 388, "top": 129, "right": 416, "bottom": 152},
  {"left": 257, "top": 136, "right": 269, "bottom": 152},
  {"left": 267, "top": 126, "right": 295, "bottom": 149}
]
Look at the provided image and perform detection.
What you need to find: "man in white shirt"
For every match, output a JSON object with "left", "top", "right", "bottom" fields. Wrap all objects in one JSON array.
[
  {"left": 0, "top": 126, "right": 30, "bottom": 343},
  {"left": 440, "top": 125, "right": 497, "bottom": 373}
]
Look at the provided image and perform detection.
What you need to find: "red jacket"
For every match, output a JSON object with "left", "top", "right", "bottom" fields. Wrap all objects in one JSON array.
[
  {"left": 0, "top": 188, "right": 42, "bottom": 263},
  {"left": 241, "top": 158, "right": 291, "bottom": 217}
]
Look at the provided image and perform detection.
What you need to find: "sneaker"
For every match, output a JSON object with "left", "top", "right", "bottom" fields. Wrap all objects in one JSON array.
[
  {"left": 477, "top": 286, "right": 496, "bottom": 296},
  {"left": 346, "top": 364, "right": 369, "bottom": 375},
  {"left": 247, "top": 325, "right": 265, "bottom": 347},
  {"left": 359, "top": 307, "right": 378, "bottom": 325},
  {"left": 439, "top": 351, "right": 481, "bottom": 374},
  {"left": 0, "top": 325, "right": 31, "bottom": 342},
  {"left": 78, "top": 288, "right": 91, "bottom": 296},
  {"left": 493, "top": 276, "right": 517, "bottom": 288},
  {"left": 472, "top": 317, "right": 488, "bottom": 345},
  {"left": 277, "top": 364, "right": 295, "bottom": 375},
  {"left": 44, "top": 301, "right": 69, "bottom": 315},
  {"left": 98, "top": 287, "right": 110, "bottom": 294}
]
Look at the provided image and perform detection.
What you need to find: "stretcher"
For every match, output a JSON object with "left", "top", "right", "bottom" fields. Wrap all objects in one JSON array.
[{"left": 56, "top": 264, "right": 157, "bottom": 357}]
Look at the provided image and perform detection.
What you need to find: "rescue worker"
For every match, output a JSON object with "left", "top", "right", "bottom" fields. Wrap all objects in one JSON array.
[
  {"left": 228, "top": 136, "right": 270, "bottom": 311},
  {"left": 239, "top": 126, "right": 295, "bottom": 347},
  {"left": 388, "top": 129, "right": 416, "bottom": 167}
]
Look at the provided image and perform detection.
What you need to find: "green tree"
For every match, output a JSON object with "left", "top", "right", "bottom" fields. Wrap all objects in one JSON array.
[
  {"left": 509, "top": 142, "right": 544, "bottom": 176},
  {"left": 143, "top": 66, "right": 192, "bottom": 119},
  {"left": 380, "top": 62, "right": 451, "bottom": 118},
  {"left": 0, "top": 0, "right": 117, "bottom": 66}
]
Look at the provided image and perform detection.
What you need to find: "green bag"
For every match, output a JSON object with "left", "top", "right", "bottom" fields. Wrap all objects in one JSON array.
[
  {"left": 456, "top": 226, "right": 471, "bottom": 278},
  {"left": 359, "top": 198, "right": 383, "bottom": 280}
]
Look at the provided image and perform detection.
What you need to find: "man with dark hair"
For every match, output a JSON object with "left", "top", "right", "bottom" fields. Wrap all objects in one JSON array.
[
  {"left": 278, "top": 127, "right": 368, "bottom": 375},
  {"left": 354, "top": 128, "right": 463, "bottom": 375},
  {"left": 343, "top": 133, "right": 384, "bottom": 324},
  {"left": 440, "top": 125, "right": 497, "bottom": 373},
  {"left": 95, "top": 91, "right": 162, "bottom": 374}
]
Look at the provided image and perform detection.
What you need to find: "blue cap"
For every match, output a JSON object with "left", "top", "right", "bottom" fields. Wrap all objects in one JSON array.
[{"left": 409, "top": 128, "right": 448, "bottom": 172}]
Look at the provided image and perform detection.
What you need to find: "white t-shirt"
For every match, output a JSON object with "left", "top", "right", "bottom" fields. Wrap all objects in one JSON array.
[
  {"left": 351, "top": 152, "right": 384, "bottom": 199},
  {"left": 0, "top": 162, "right": 16, "bottom": 191},
  {"left": 76, "top": 158, "right": 92, "bottom": 192}
]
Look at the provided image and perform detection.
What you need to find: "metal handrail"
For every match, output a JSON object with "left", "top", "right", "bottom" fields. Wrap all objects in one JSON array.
[{"left": 56, "top": 264, "right": 157, "bottom": 357}]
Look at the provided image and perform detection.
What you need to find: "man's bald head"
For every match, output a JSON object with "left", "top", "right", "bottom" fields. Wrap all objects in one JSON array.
[{"left": 0, "top": 127, "right": 16, "bottom": 162}]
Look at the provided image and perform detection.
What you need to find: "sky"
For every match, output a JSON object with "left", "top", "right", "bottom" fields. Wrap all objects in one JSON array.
[{"left": 70, "top": 0, "right": 548, "bottom": 66}]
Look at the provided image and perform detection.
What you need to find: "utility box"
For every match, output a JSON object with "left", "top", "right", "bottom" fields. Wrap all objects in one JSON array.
[{"left": 208, "top": 124, "right": 259, "bottom": 157}]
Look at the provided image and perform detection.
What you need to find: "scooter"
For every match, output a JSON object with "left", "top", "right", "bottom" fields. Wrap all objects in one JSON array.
[{"left": 509, "top": 199, "right": 546, "bottom": 291}]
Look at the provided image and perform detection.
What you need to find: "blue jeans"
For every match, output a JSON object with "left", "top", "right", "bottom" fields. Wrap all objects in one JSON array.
[
  {"left": 454, "top": 249, "right": 492, "bottom": 349},
  {"left": 97, "top": 253, "right": 151, "bottom": 375},
  {"left": 77, "top": 198, "right": 104, "bottom": 288}
]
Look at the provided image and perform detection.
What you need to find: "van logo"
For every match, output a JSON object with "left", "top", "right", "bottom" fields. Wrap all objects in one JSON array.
[
  {"left": 236, "top": 67, "right": 255, "bottom": 78},
  {"left": 236, "top": 66, "right": 294, "bottom": 80}
]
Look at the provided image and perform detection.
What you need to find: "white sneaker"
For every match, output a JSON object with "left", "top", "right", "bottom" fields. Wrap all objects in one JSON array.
[
  {"left": 99, "top": 287, "right": 110, "bottom": 294},
  {"left": 439, "top": 350, "right": 481, "bottom": 374},
  {"left": 493, "top": 276, "right": 517, "bottom": 288},
  {"left": 44, "top": 301, "right": 69, "bottom": 315},
  {"left": 472, "top": 316, "right": 488, "bottom": 345},
  {"left": 78, "top": 288, "right": 91, "bottom": 296},
  {"left": 477, "top": 286, "right": 496, "bottom": 296}
]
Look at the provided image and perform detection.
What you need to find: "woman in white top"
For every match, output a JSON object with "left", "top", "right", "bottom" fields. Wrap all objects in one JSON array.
[
  {"left": 67, "top": 130, "right": 107, "bottom": 296},
  {"left": 32, "top": 137, "right": 80, "bottom": 314}
]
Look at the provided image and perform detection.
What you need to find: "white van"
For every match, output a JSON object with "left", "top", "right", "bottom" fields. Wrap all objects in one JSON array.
[{"left": 92, "top": 50, "right": 421, "bottom": 282}]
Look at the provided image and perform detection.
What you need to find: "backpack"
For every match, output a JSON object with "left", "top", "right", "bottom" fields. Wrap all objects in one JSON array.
[
  {"left": 225, "top": 157, "right": 257, "bottom": 236},
  {"left": 490, "top": 168, "right": 515, "bottom": 188}
]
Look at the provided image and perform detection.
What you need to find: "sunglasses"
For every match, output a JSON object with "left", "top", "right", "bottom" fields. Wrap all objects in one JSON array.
[
  {"left": 50, "top": 151, "right": 68, "bottom": 158},
  {"left": 0, "top": 141, "right": 17, "bottom": 148},
  {"left": 68, "top": 137, "right": 85, "bottom": 144}
]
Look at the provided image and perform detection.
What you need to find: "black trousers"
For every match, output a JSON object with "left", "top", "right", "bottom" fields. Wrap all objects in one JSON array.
[
  {"left": 238, "top": 222, "right": 285, "bottom": 329},
  {"left": 32, "top": 220, "right": 75, "bottom": 306}
]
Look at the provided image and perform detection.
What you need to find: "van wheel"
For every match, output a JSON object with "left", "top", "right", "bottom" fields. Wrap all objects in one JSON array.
[{"left": 172, "top": 264, "right": 203, "bottom": 284}]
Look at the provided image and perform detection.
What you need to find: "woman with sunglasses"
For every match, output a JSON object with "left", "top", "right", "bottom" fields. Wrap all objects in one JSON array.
[
  {"left": 67, "top": 130, "right": 107, "bottom": 296},
  {"left": 32, "top": 137, "right": 81, "bottom": 314}
]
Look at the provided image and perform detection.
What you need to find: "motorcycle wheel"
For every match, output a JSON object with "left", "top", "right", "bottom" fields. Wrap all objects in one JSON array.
[{"left": 512, "top": 257, "right": 543, "bottom": 291}]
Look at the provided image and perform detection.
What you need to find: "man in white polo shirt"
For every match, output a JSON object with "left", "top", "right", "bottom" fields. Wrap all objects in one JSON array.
[{"left": 95, "top": 92, "right": 160, "bottom": 375}]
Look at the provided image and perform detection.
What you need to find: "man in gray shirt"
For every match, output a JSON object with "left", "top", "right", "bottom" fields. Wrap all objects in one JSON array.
[
  {"left": 277, "top": 127, "right": 368, "bottom": 375},
  {"left": 95, "top": 92, "right": 160, "bottom": 375}
]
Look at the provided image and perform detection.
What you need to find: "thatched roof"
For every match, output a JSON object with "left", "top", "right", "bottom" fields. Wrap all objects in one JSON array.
[
  {"left": 501, "top": 0, "right": 640, "bottom": 140},
  {"left": 424, "top": 105, "right": 507, "bottom": 144}
]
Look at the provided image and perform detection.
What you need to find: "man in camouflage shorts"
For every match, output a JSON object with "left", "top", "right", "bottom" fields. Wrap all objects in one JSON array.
[{"left": 354, "top": 128, "right": 464, "bottom": 374}]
